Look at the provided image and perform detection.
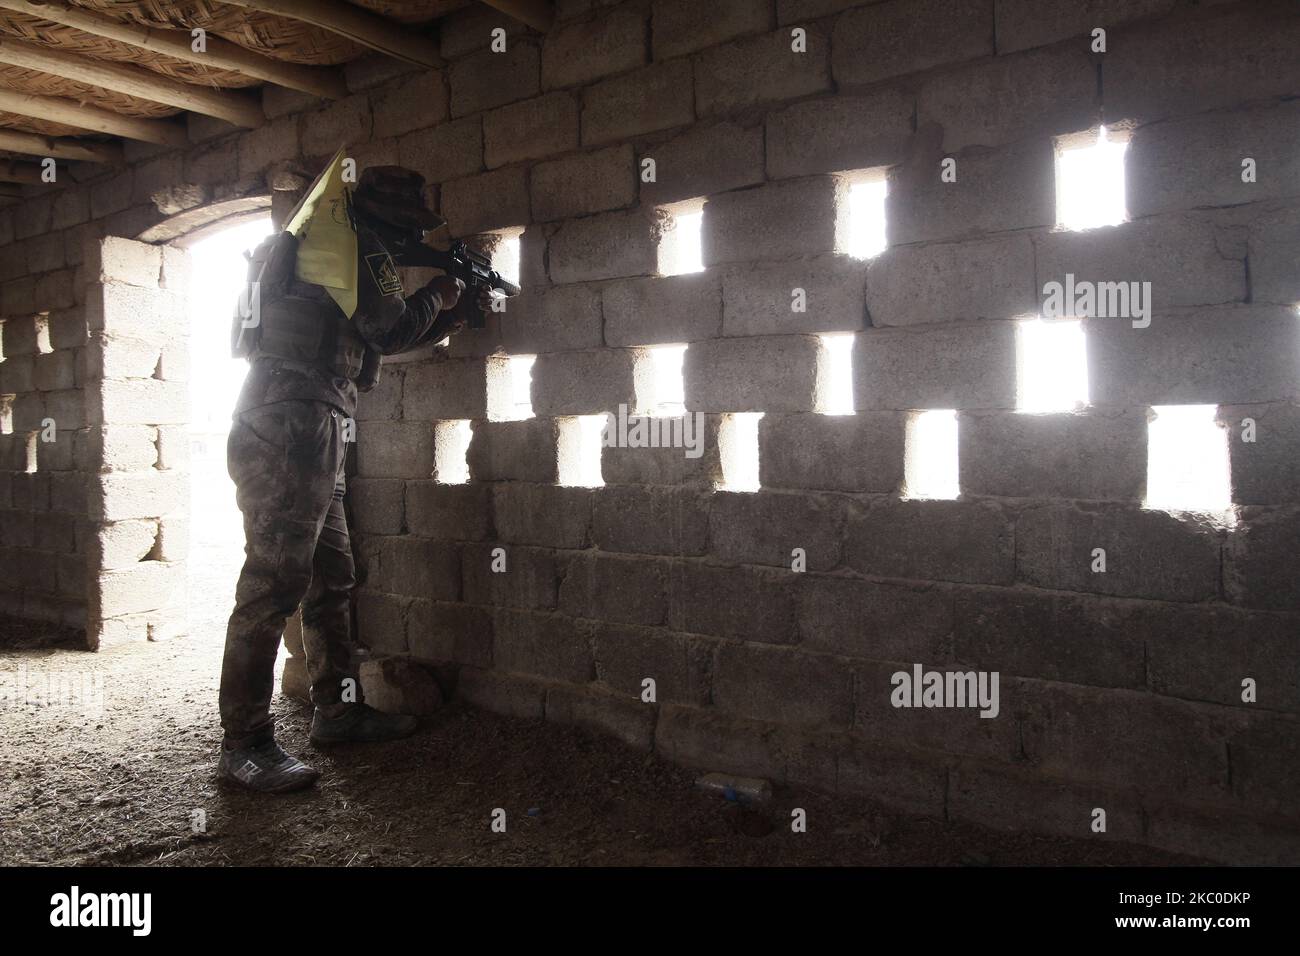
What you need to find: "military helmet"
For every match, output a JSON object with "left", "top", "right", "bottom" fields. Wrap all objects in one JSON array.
[{"left": 351, "top": 165, "right": 446, "bottom": 233}]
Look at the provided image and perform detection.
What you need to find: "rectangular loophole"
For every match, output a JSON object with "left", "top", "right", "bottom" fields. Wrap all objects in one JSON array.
[
  {"left": 1055, "top": 126, "right": 1129, "bottom": 231},
  {"left": 558, "top": 414, "right": 606, "bottom": 488},
  {"left": 657, "top": 198, "right": 705, "bottom": 276},
  {"left": 904, "top": 410, "right": 959, "bottom": 500},
  {"left": 718, "top": 412, "right": 762, "bottom": 493},
  {"left": 840, "top": 169, "right": 888, "bottom": 260},
  {"left": 648, "top": 344, "right": 687, "bottom": 417},
  {"left": 434, "top": 420, "right": 472, "bottom": 484},
  {"left": 818, "top": 333, "right": 855, "bottom": 415},
  {"left": 1017, "top": 317, "right": 1089, "bottom": 412},
  {"left": 487, "top": 354, "right": 536, "bottom": 422},
  {"left": 1145, "top": 405, "right": 1231, "bottom": 516},
  {"left": 493, "top": 227, "right": 523, "bottom": 287}
]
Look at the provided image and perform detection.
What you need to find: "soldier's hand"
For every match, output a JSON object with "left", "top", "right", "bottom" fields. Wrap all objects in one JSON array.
[
  {"left": 478, "top": 287, "right": 504, "bottom": 313},
  {"left": 429, "top": 276, "right": 465, "bottom": 309}
]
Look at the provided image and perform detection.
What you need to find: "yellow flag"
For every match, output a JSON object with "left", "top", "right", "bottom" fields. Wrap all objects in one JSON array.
[{"left": 285, "top": 146, "right": 357, "bottom": 319}]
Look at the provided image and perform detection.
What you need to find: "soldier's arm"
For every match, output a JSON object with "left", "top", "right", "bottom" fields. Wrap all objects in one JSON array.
[{"left": 350, "top": 225, "right": 458, "bottom": 355}]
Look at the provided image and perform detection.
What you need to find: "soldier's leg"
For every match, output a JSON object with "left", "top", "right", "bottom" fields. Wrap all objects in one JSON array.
[
  {"left": 301, "top": 467, "right": 357, "bottom": 710},
  {"left": 219, "top": 400, "right": 344, "bottom": 748}
]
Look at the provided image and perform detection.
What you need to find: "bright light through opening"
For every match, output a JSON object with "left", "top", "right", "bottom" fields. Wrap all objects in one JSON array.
[
  {"left": 1017, "top": 317, "right": 1089, "bottom": 412},
  {"left": 845, "top": 177, "right": 887, "bottom": 260},
  {"left": 659, "top": 200, "right": 705, "bottom": 276},
  {"left": 495, "top": 230, "right": 522, "bottom": 287},
  {"left": 1056, "top": 126, "right": 1128, "bottom": 231},
  {"left": 649, "top": 344, "right": 686, "bottom": 417},
  {"left": 904, "top": 409, "right": 959, "bottom": 500},
  {"left": 819, "top": 333, "right": 855, "bottom": 415},
  {"left": 508, "top": 354, "right": 535, "bottom": 420},
  {"left": 718, "top": 412, "right": 762, "bottom": 493},
  {"left": 435, "top": 419, "right": 473, "bottom": 484},
  {"left": 558, "top": 414, "right": 606, "bottom": 488},
  {"left": 1145, "top": 405, "right": 1232, "bottom": 516}
]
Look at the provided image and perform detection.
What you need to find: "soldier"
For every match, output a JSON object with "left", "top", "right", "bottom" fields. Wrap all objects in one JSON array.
[{"left": 217, "top": 166, "right": 490, "bottom": 793}]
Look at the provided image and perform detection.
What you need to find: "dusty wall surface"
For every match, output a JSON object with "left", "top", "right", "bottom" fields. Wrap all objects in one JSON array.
[{"left": 0, "top": 0, "right": 1297, "bottom": 861}]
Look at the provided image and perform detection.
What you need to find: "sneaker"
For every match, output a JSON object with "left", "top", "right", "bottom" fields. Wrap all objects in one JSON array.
[
  {"left": 218, "top": 739, "right": 321, "bottom": 794},
  {"left": 310, "top": 703, "right": 418, "bottom": 746}
]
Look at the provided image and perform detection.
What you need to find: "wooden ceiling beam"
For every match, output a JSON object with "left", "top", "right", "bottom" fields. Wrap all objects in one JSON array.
[
  {"left": 0, "top": 36, "right": 265, "bottom": 127},
  {"left": 218, "top": 0, "right": 441, "bottom": 67},
  {"left": 0, "top": 0, "right": 347, "bottom": 100},
  {"left": 0, "top": 159, "right": 50, "bottom": 184},
  {"left": 0, "top": 89, "right": 188, "bottom": 145},
  {"left": 478, "top": 0, "right": 553, "bottom": 32},
  {"left": 0, "top": 128, "right": 123, "bottom": 163}
]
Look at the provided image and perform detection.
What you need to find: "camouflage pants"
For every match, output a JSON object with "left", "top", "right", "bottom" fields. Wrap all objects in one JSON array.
[{"left": 219, "top": 399, "right": 358, "bottom": 748}]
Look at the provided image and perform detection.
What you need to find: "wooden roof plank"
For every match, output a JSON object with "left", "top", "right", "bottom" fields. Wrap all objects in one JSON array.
[
  {"left": 219, "top": 0, "right": 442, "bottom": 67},
  {"left": 0, "top": 127, "right": 122, "bottom": 162},
  {"left": 0, "top": 89, "right": 188, "bottom": 145}
]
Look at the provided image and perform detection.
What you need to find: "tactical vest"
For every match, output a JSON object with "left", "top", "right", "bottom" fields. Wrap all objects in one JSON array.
[{"left": 232, "top": 231, "right": 381, "bottom": 390}]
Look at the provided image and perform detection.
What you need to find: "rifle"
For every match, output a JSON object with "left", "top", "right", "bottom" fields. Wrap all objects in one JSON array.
[{"left": 389, "top": 238, "right": 521, "bottom": 329}]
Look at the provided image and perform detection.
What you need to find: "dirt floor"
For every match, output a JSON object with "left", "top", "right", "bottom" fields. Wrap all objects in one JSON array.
[{"left": 0, "top": 610, "right": 1208, "bottom": 868}]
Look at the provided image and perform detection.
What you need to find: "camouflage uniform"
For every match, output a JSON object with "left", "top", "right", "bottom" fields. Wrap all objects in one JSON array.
[{"left": 219, "top": 224, "right": 458, "bottom": 749}]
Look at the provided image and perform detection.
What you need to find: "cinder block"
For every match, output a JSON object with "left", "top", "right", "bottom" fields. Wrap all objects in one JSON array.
[
  {"left": 714, "top": 643, "right": 853, "bottom": 728},
  {"left": 531, "top": 347, "right": 649, "bottom": 416},
  {"left": 592, "top": 484, "right": 708, "bottom": 555},
  {"left": 1225, "top": 507, "right": 1300, "bottom": 612},
  {"left": 684, "top": 334, "right": 826, "bottom": 413},
  {"left": 703, "top": 176, "right": 846, "bottom": 266},
  {"left": 370, "top": 535, "right": 461, "bottom": 602},
  {"left": 407, "top": 599, "right": 492, "bottom": 665},
  {"left": 1247, "top": 204, "right": 1300, "bottom": 306},
  {"left": 1, "top": 276, "right": 36, "bottom": 315},
  {"left": 1019, "top": 681, "right": 1231, "bottom": 796},
  {"left": 95, "top": 560, "right": 186, "bottom": 617},
  {"left": 580, "top": 59, "right": 694, "bottom": 147},
  {"left": 354, "top": 367, "right": 402, "bottom": 421},
  {"left": 655, "top": 703, "right": 788, "bottom": 782},
  {"left": 548, "top": 208, "right": 667, "bottom": 284},
  {"left": 851, "top": 658, "right": 1020, "bottom": 761},
  {"left": 834, "top": 741, "right": 949, "bottom": 817},
  {"left": 1, "top": 314, "right": 41, "bottom": 358},
  {"left": 455, "top": 666, "right": 546, "bottom": 718},
  {"left": 91, "top": 379, "right": 185, "bottom": 426},
  {"left": 396, "top": 116, "right": 483, "bottom": 184},
  {"left": 33, "top": 351, "right": 77, "bottom": 392},
  {"left": 85, "top": 281, "right": 183, "bottom": 338},
  {"left": 638, "top": 121, "right": 764, "bottom": 207},
  {"left": 355, "top": 420, "right": 435, "bottom": 478},
  {"left": 401, "top": 356, "right": 507, "bottom": 421},
  {"left": 888, "top": 137, "right": 1056, "bottom": 244},
  {"left": 89, "top": 170, "right": 133, "bottom": 220},
  {"left": 559, "top": 551, "right": 669, "bottom": 626},
  {"left": 83, "top": 333, "right": 162, "bottom": 382},
  {"left": 95, "top": 471, "right": 185, "bottom": 522},
  {"left": 1105, "top": 2, "right": 1300, "bottom": 125},
  {"left": 237, "top": 115, "right": 301, "bottom": 180},
  {"left": 709, "top": 490, "right": 842, "bottom": 570},
  {"left": 919, "top": 45, "right": 1096, "bottom": 153},
  {"left": 1016, "top": 502, "right": 1223, "bottom": 602},
  {"left": 845, "top": 498, "right": 1015, "bottom": 585},
  {"left": 372, "top": 71, "right": 448, "bottom": 139},
  {"left": 0, "top": 354, "right": 34, "bottom": 392},
  {"left": 27, "top": 232, "right": 65, "bottom": 274},
  {"left": 299, "top": 93, "right": 372, "bottom": 158},
  {"left": 449, "top": 43, "right": 540, "bottom": 117},
  {"left": 765, "top": 89, "right": 913, "bottom": 180},
  {"left": 49, "top": 471, "right": 88, "bottom": 514},
  {"left": 799, "top": 574, "right": 952, "bottom": 662},
  {"left": 994, "top": 0, "right": 1174, "bottom": 53},
  {"left": 866, "top": 233, "right": 1035, "bottom": 327},
  {"left": 35, "top": 270, "right": 77, "bottom": 310},
  {"left": 853, "top": 322, "right": 1018, "bottom": 410},
  {"left": 468, "top": 418, "right": 561, "bottom": 482},
  {"left": 46, "top": 309, "right": 87, "bottom": 351},
  {"left": 1219, "top": 403, "right": 1300, "bottom": 506},
  {"left": 592, "top": 621, "right": 710, "bottom": 706},
  {"left": 1086, "top": 307, "right": 1300, "bottom": 407},
  {"left": 358, "top": 657, "right": 443, "bottom": 715},
  {"left": 544, "top": 684, "right": 656, "bottom": 750},
  {"left": 530, "top": 144, "right": 635, "bottom": 222},
  {"left": 960, "top": 408, "right": 1148, "bottom": 501},
  {"left": 833, "top": 0, "right": 993, "bottom": 87},
  {"left": 760, "top": 412, "right": 905, "bottom": 493},
  {"left": 694, "top": 25, "right": 831, "bottom": 117},
  {"left": 1035, "top": 216, "right": 1246, "bottom": 312},
  {"left": 492, "top": 482, "right": 590, "bottom": 548},
  {"left": 652, "top": 0, "right": 771, "bottom": 59},
  {"left": 603, "top": 272, "right": 721, "bottom": 346},
  {"left": 462, "top": 542, "right": 560, "bottom": 610},
  {"left": 407, "top": 481, "right": 491, "bottom": 540},
  {"left": 722, "top": 254, "right": 866, "bottom": 336},
  {"left": 52, "top": 189, "right": 90, "bottom": 230},
  {"left": 347, "top": 477, "right": 404, "bottom": 535},
  {"left": 439, "top": 3, "right": 528, "bottom": 60},
  {"left": 501, "top": 284, "right": 604, "bottom": 353},
  {"left": 668, "top": 561, "right": 798, "bottom": 643},
  {"left": 1126, "top": 101, "right": 1300, "bottom": 218},
  {"left": 483, "top": 92, "right": 580, "bottom": 169},
  {"left": 440, "top": 165, "right": 530, "bottom": 236},
  {"left": 600, "top": 413, "right": 723, "bottom": 487},
  {"left": 354, "top": 589, "right": 407, "bottom": 656},
  {"left": 33, "top": 510, "right": 76, "bottom": 553},
  {"left": 952, "top": 587, "right": 1146, "bottom": 689},
  {"left": 541, "top": 6, "right": 646, "bottom": 89},
  {"left": 493, "top": 607, "right": 594, "bottom": 682},
  {"left": 11, "top": 391, "right": 45, "bottom": 432}
]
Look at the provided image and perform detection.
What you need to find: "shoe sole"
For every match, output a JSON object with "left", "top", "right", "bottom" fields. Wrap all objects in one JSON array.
[{"left": 216, "top": 769, "right": 321, "bottom": 794}]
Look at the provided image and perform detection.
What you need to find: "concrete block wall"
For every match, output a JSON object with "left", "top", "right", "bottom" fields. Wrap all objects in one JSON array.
[{"left": 0, "top": 0, "right": 1297, "bottom": 861}]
